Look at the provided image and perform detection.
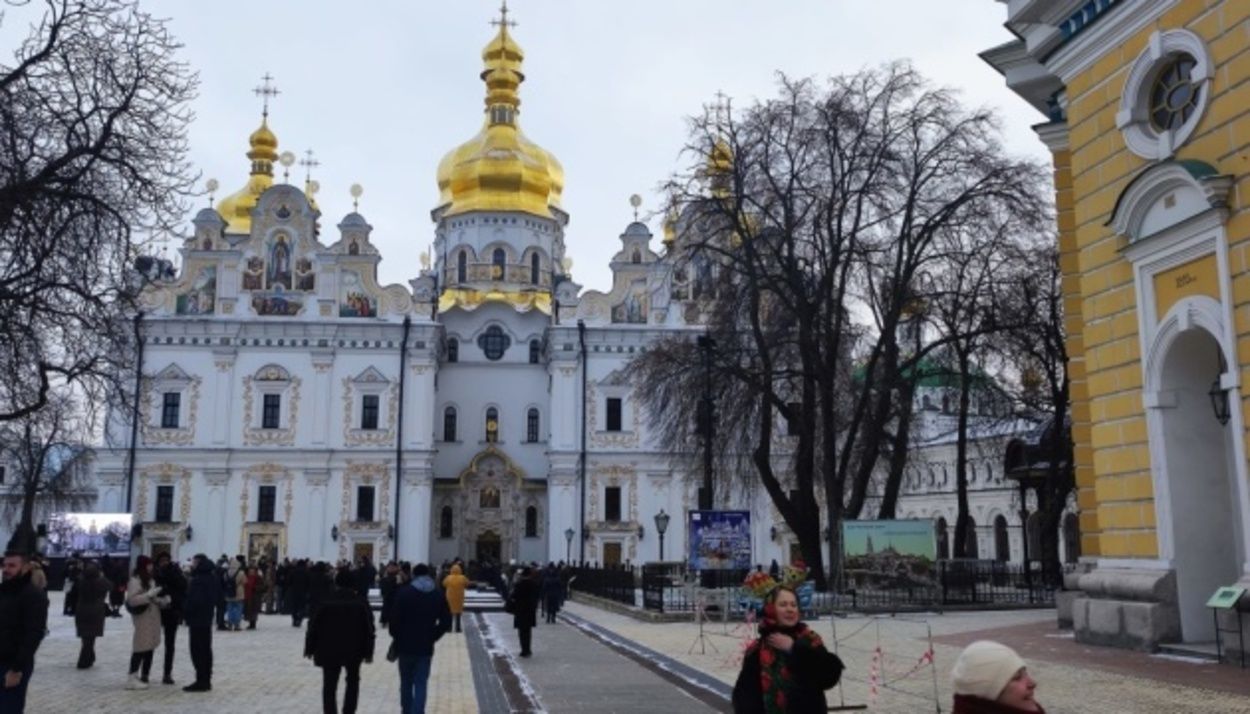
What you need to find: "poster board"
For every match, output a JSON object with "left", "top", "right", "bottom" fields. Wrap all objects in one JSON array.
[
  {"left": 842, "top": 519, "right": 937, "bottom": 591},
  {"left": 1206, "top": 586, "right": 1246, "bottom": 610},
  {"left": 687, "top": 510, "right": 752, "bottom": 570},
  {"left": 44, "top": 512, "right": 133, "bottom": 557}
]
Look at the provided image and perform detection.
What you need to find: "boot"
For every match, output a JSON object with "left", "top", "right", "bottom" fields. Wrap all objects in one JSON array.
[{"left": 125, "top": 674, "right": 149, "bottom": 690}]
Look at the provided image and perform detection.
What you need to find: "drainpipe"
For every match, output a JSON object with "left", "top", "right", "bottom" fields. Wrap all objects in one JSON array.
[
  {"left": 393, "top": 316, "right": 411, "bottom": 560},
  {"left": 578, "top": 319, "right": 587, "bottom": 565},
  {"left": 125, "top": 312, "right": 145, "bottom": 515}
]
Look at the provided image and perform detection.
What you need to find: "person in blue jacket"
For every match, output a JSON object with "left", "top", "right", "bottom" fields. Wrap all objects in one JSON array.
[{"left": 388, "top": 563, "right": 451, "bottom": 714}]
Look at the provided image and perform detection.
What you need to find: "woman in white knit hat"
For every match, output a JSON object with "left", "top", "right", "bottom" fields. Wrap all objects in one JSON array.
[{"left": 950, "top": 640, "right": 1043, "bottom": 713}]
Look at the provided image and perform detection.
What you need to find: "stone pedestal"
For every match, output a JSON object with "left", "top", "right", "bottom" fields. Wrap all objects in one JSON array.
[{"left": 1070, "top": 567, "right": 1180, "bottom": 651}]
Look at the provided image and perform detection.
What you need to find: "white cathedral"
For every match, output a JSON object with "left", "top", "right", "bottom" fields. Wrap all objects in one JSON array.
[{"left": 83, "top": 15, "right": 1061, "bottom": 572}]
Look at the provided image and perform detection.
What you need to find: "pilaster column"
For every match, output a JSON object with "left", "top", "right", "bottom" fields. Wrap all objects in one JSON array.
[
  {"left": 211, "top": 350, "right": 236, "bottom": 445},
  {"left": 549, "top": 361, "right": 579, "bottom": 450},
  {"left": 204, "top": 469, "right": 231, "bottom": 557},
  {"left": 311, "top": 351, "right": 334, "bottom": 446},
  {"left": 400, "top": 465, "right": 434, "bottom": 563},
  {"left": 407, "top": 362, "right": 435, "bottom": 449},
  {"left": 306, "top": 469, "right": 331, "bottom": 560}
]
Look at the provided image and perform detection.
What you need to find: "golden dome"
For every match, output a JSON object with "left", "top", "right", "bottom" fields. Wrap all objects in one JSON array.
[
  {"left": 217, "top": 117, "right": 278, "bottom": 234},
  {"left": 435, "top": 22, "right": 563, "bottom": 219}
]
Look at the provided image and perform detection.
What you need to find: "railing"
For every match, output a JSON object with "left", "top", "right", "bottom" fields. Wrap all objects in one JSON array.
[{"left": 572, "top": 560, "right": 1059, "bottom": 616}]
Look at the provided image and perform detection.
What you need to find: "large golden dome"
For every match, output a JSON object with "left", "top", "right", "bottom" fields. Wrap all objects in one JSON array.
[
  {"left": 435, "top": 22, "right": 563, "bottom": 219},
  {"left": 216, "top": 117, "right": 279, "bottom": 234}
]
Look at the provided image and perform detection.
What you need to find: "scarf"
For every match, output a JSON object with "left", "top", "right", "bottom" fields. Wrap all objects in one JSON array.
[
  {"left": 747, "top": 604, "right": 824, "bottom": 714},
  {"left": 952, "top": 694, "right": 1046, "bottom": 714}
]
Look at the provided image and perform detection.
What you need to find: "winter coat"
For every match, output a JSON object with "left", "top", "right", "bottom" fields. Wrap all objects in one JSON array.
[
  {"left": 0, "top": 571, "right": 48, "bottom": 672},
  {"left": 732, "top": 624, "right": 844, "bottom": 714},
  {"left": 224, "top": 565, "right": 245, "bottom": 602},
  {"left": 442, "top": 565, "right": 469, "bottom": 615},
  {"left": 74, "top": 572, "right": 112, "bottom": 639},
  {"left": 126, "top": 576, "right": 168, "bottom": 654},
  {"left": 244, "top": 572, "right": 263, "bottom": 620},
  {"left": 184, "top": 558, "right": 222, "bottom": 628},
  {"left": 155, "top": 563, "right": 187, "bottom": 627},
  {"left": 307, "top": 567, "right": 332, "bottom": 622},
  {"left": 541, "top": 568, "right": 562, "bottom": 611},
  {"left": 355, "top": 563, "right": 377, "bottom": 598},
  {"left": 951, "top": 695, "right": 1046, "bottom": 714},
  {"left": 509, "top": 574, "right": 540, "bottom": 630},
  {"left": 305, "top": 585, "right": 376, "bottom": 667},
  {"left": 27, "top": 562, "right": 47, "bottom": 591},
  {"left": 286, "top": 563, "right": 310, "bottom": 612},
  {"left": 389, "top": 575, "right": 451, "bottom": 658}
]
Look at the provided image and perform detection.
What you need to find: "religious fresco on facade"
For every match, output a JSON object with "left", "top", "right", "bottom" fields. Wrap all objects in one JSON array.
[
  {"left": 339, "top": 269, "right": 377, "bottom": 317},
  {"left": 295, "top": 257, "right": 316, "bottom": 291},
  {"left": 242, "top": 256, "right": 264, "bottom": 291},
  {"left": 251, "top": 284, "right": 304, "bottom": 316},
  {"left": 175, "top": 266, "right": 216, "bottom": 315},
  {"left": 267, "top": 233, "right": 294, "bottom": 289},
  {"left": 611, "top": 279, "right": 648, "bottom": 324}
]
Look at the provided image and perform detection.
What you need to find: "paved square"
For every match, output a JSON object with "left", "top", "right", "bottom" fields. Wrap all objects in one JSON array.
[{"left": 25, "top": 593, "right": 478, "bottom": 713}]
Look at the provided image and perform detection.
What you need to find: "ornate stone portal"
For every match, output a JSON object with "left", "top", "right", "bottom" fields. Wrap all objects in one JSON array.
[{"left": 450, "top": 447, "right": 540, "bottom": 564}]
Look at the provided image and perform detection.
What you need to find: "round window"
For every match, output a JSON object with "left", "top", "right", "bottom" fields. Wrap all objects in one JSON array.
[
  {"left": 477, "top": 325, "right": 511, "bottom": 361},
  {"left": 1148, "top": 54, "right": 1199, "bottom": 132}
]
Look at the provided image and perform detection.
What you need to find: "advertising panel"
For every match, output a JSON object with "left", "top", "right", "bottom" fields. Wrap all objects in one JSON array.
[
  {"left": 687, "top": 510, "right": 752, "bottom": 570},
  {"left": 842, "top": 519, "right": 937, "bottom": 590},
  {"left": 44, "top": 512, "right": 133, "bottom": 556}
]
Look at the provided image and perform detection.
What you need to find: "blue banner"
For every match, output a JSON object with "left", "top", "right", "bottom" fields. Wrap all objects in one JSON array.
[{"left": 687, "top": 510, "right": 752, "bottom": 570}]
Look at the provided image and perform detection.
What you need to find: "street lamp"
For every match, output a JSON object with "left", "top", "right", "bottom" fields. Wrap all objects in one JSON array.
[
  {"left": 654, "top": 510, "right": 670, "bottom": 561},
  {"left": 184, "top": 524, "right": 193, "bottom": 542},
  {"left": 330, "top": 525, "right": 339, "bottom": 542},
  {"left": 564, "top": 528, "right": 574, "bottom": 562},
  {"left": 1210, "top": 346, "right": 1231, "bottom": 425}
]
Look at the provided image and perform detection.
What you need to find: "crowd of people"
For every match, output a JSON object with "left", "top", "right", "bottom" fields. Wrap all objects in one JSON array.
[{"left": 0, "top": 547, "right": 1042, "bottom": 714}]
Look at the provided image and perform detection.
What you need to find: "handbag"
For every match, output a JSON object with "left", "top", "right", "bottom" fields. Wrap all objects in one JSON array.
[
  {"left": 125, "top": 601, "right": 149, "bottom": 616},
  {"left": 386, "top": 640, "right": 398, "bottom": 663}
]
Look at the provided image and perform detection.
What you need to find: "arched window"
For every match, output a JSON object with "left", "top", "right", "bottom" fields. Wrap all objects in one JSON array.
[
  {"left": 631, "top": 249, "right": 641, "bottom": 264},
  {"left": 525, "top": 506, "right": 539, "bottom": 537},
  {"left": 446, "top": 338, "right": 459, "bottom": 363},
  {"left": 439, "top": 506, "right": 454, "bottom": 538},
  {"left": 485, "top": 407, "right": 499, "bottom": 442},
  {"left": 492, "top": 248, "right": 506, "bottom": 279},
  {"left": 529, "top": 339, "right": 541, "bottom": 364},
  {"left": 935, "top": 517, "right": 949, "bottom": 560},
  {"left": 457, "top": 251, "right": 467, "bottom": 283},
  {"left": 994, "top": 515, "right": 1010, "bottom": 562},
  {"left": 527, "top": 408, "right": 540, "bottom": 442},
  {"left": 443, "top": 407, "right": 457, "bottom": 441},
  {"left": 1063, "top": 513, "right": 1081, "bottom": 564},
  {"left": 530, "top": 253, "right": 540, "bottom": 285}
]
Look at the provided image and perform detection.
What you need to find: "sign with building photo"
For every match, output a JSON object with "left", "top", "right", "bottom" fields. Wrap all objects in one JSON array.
[
  {"left": 44, "top": 512, "right": 133, "bottom": 556},
  {"left": 1206, "top": 586, "right": 1246, "bottom": 610},
  {"left": 842, "top": 519, "right": 937, "bottom": 591},
  {"left": 687, "top": 510, "right": 751, "bottom": 570}
]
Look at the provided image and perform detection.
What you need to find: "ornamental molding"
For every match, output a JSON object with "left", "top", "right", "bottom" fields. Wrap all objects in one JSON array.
[
  {"left": 1046, "top": 0, "right": 1176, "bottom": 83},
  {"left": 139, "top": 373, "right": 201, "bottom": 447},
  {"left": 338, "top": 461, "right": 393, "bottom": 562},
  {"left": 241, "top": 374, "right": 302, "bottom": 446},
  {"left": 237, "top": 463, "right": 294, "bottom": 554},
  {"left": 134, "top": 463, "right": 192, "bottom": 526},
  {"left": 341, "top": 378, "right": 399, "bottom": 447},
  {"left": 586, "top": 383, "right": 640, "bottom": 449},
  {"left": 1115, "top": 28, "right": 1213, "bottom": 161}
]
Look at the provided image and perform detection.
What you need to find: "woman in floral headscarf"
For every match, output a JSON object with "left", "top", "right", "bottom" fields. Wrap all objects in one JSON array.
[{"left": 732, "top": 585, "right": 843, "bottom": 713}]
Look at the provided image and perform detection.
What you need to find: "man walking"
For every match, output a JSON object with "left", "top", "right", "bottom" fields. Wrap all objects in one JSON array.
[
  {"left": 154, "top": 552, "right": 186, "bottom": 684},
  {"left": 389, "top": 564, "right": 451, "bottom": 714},
  {"left": 306, "top": 569, "right": 375, "bottom": 714},
  {"left": 0, "top": 551, "right": 49, "bottom": 713},
  {"left": 182, "top": 554, "right": 220, "bottom": 692}
]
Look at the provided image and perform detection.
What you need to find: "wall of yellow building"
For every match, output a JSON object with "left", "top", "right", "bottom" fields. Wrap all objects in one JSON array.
[{"left": 1064, "top": 0, "right": 1250, "bottom": 560}]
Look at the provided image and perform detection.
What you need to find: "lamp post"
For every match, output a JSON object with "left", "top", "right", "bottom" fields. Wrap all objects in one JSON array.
[
  {"left": 1210, "top": 346, "right": 1231, "bottom": 425},
  {"left": 564, "top": 528, "right": 574, "bottom": 563},
  {"left": 654, "top": 510, "right": 670, "bottom": 561},
  {"left": 697, "top": 334, "right": 716, "bottom": 510}
]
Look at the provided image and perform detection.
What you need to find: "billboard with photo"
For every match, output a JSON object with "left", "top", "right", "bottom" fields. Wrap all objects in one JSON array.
[
  {"left": 44, "top": 512, "right": 133, "bottom": 556},
  {"left": 842, "top": 519, "right": 937, "bottom": 591},
  {"left": 687, "top": 510, "right": 752, "bottom": 570}
]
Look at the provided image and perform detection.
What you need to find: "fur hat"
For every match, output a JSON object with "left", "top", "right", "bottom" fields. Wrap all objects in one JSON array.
[{"left": 951, "top": 640, "right": 1026, "bottom": 701}]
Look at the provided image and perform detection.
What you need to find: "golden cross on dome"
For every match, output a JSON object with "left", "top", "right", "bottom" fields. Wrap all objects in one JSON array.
[
  {"left": 490, "top": 0, "right": 517, "bottom": 33},
  {"left": 299, "top": 149, "right": 320, "bottom": 183},
  {"left": 253, "top": 73, "right": 280, "bottom": 118}
]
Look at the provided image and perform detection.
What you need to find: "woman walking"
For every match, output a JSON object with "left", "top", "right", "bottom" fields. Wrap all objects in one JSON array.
[
  {"left": 74, "top": 562, "right": 111, "bottom": 669},
  {"left": 441, "top": 564, "right": 468, "bottom": 633},
  {"left": 125, "top": 555, "right": 168, "bottom": 689},
  {"left": 507, "top": 566, "right": 540, "bottom": 657},
  {"left": 732, "top": 585, "right": 843, "bottom": 713}
]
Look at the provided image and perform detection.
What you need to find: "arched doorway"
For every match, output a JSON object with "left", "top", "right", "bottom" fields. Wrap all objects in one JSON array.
[
  {"left": 476, "top": 530, "right": 501, "bottom": 564},
  {"left": 994, "top": 515, "right": 1010, "bottom": 562},
  {"left": 1157, "top": 327, "right": 1239, "bottom": 641}
]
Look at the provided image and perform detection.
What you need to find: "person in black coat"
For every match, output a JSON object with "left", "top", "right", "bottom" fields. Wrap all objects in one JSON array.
[
  {"left": 354, "top": 556, "right": 377, "bottom": 601},
  {"left": 508, "top": 566, "right": 541, "bottom": 657},
  {"left": 153, "top": 552, "right": 187, "bottom": 685},
  {"left": 732, "top": 586, "right": 842, "bottom": 714},
  {"left": 182, "top": 554, "right": 221, "bottom": 692},
  {"left": 288, "top": 559, "right": 310, "bottom": 627},
  {"left": 306, "top": 569, "right": 376, "bottom": 714},
  {"left": 378, "top": 562, "right": 400, "bottom": 627},
  {"left": 63, "top": 557, "right": 81, "bottom": 616},
  {"left": 306, "top": 562, "right": 332, "bottom": 627},
  {"left": 0, "top": 551, "right": 49, "bottom": 713},
  {"left": 540, "top": 564, "right": 562, "bottom": 624},
  {"left": 73, "top": 562, "right": 111, "bottom": 669},
  {"left": 389, "top": 564, "right": 451, "bottom": 714}
]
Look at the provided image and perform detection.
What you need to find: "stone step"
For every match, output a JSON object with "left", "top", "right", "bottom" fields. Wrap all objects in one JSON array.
[
  {"left": 465, "top": 589, "right": 506, "bottom": 612},
  {"left": 1156, "top": 641, "right": 1220, "bottom": 662}
]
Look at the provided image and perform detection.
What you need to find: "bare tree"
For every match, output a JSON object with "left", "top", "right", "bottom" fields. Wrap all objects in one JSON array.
[
  {"left": 2, "top": 390, "right": 94, "bottom": 553},
  {"left": 0, "top": 0, "right": 198, "bottom": 423},
  {"left": 633, "top": 64, "right": 1048, "bottom": 588}
]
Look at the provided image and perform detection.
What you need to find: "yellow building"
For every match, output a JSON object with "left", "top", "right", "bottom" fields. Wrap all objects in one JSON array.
[{"left": 985, "top": 0, "right": 1250, "bottom": 657}]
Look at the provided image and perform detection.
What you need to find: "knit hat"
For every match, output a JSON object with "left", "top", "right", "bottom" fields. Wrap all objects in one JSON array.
[{"left": 951, "top": 641, "right": 1026, "bottom": 701}]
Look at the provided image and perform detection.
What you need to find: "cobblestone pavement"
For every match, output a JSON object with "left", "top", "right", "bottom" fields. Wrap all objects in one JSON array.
[
  {"left": 563, "top": 600, "right": 1250, "bottom": 713},
  {"left": 26, "top": 593, "right": 478, "bottom": 714}
]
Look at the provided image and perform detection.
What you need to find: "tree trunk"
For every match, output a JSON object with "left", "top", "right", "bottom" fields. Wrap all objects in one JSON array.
[
  {"left": 878, "top": 378, "right": 917, "bottom": 519},
  {"left": 952, "top": 348, "right": 974, "bottom": 558}
]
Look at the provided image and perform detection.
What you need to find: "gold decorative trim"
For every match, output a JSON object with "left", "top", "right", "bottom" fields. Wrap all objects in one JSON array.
[
  {"left": 237, "top": 463, "right": 294, "bottom": 555},
  {"left": 438, "top": 287, "right": 552, "bottom": 315},
  {"left": 135, "top": 464, "right": 192, "bottom": 534},
  {"left": 241, "top": 375, "right": 302, "bottom": 446},
  {"left": 339, "top": 462, "right": 392, "bottom": 562},
  {"left": 341, "top": 379, "right": 399, "bottom": 447},
  {"left": 139, "top": 376, "right": 202, "bottom": 446},
  {"left": 587, "top": 383, "right": 640, "bottom": 448}
]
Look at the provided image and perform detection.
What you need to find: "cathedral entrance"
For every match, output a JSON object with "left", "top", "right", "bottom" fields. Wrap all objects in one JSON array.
[
  {"left": 476, "top": 531, "right": 501, "bottom": 564},
  {"left": 354, "top": 542, "right": 374, "bottom": 564},
  {"left": 1156, "top": 327, "right": 1241, "bottom": 642}
]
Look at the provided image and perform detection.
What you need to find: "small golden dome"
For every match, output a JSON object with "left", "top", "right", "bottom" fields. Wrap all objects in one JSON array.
[
  {"left": 435, "top": 21, "right": 562, "bottom": 219},
  {"left": 217, "top": 117, "right": 278, "bottom": 234}
]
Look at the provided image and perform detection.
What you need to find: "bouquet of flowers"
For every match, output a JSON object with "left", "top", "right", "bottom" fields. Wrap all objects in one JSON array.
[
  {"left": 742, "top": 570, "right": 779, "bottom": 600},
  {"left": 779, "top": 559, "right": 809, "bottom": 590}
]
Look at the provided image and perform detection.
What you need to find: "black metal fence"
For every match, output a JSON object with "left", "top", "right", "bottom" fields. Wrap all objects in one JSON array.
[{"left": 570, "top": 559, "right": 1059, "bottom": 615}]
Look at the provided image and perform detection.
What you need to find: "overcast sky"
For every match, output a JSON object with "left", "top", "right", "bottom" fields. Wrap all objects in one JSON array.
[{"left": 6, "top": 1, "right": 1047, "bottom": 293}]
